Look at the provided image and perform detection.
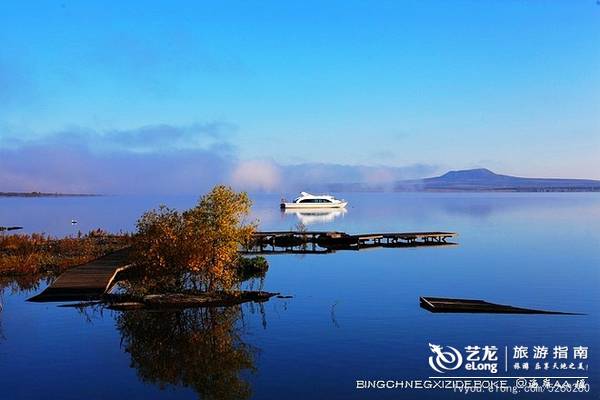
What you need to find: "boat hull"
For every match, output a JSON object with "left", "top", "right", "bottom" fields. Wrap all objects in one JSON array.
[{"left": 280, "top": 202, "right": 347, "bottom": 209}]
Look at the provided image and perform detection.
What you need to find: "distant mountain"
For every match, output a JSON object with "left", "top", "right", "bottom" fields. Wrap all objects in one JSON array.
[{"left": 394, "top": 168, "right": 600, "bottom": 192}]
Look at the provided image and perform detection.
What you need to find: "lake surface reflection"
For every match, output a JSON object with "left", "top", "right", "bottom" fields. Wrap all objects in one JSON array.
[
  {"left": 0, "top": 193, "right": 599, "bottom": 399},
  {"left": 282, "top": 208, "right": 347, "bottom": 226},
  {"left": 117, "top": 307, "right": 256, "bottom": 400}
]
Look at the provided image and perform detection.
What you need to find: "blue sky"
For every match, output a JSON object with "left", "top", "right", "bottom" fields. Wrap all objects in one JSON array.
[{"left": 1, "top": 1, "right": 599, "bottom": 193}]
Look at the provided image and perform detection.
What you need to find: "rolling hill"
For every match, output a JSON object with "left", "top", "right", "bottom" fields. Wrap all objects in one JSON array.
[{"left": 394, "top": 168, "right": 600, "bottom": 192}]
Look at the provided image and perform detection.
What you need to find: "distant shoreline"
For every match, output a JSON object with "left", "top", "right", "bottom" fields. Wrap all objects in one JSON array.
[
  {"left": 326, "top": 185, "right": 600, "bottom": 193},
  {"left": 0, "top": 192, "right": 101, "bottom": 198},
  {"left": 413, "top": 188, "right": 600, "bottom": 192},
  {"left": 327, "top": 187, "right": 600, "bottom": 193}
]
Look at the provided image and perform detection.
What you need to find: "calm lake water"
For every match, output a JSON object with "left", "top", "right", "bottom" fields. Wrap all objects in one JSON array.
[{"left": 1, "top": 193, "right": 599, "bottom": 399}]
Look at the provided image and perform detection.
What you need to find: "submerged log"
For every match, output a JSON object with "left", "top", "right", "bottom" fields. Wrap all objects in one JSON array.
[{"left": 106, "top": 290, "right": 280, "bottom": 311}]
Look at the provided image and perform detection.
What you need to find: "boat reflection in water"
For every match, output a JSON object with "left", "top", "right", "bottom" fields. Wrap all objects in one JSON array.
[{"left": 283, "top": 207, "right": 347, "bottom": 226}]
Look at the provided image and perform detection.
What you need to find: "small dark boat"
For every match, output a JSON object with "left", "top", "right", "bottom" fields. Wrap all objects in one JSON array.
[
  {"left": 0, "top": 226, "right": 23, "bottom": 232},
  {"left": 420, "top": 296, "right": 581, "bottom": 315},
  {"left": 272, "top": 234, "right": 306, "bottom": 248},
  {"left": 316, "top": 232, "right": 358, "bottom": 248}
]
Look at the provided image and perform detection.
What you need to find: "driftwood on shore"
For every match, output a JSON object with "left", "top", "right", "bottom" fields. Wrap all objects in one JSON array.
[{"left": 103, "top": 290, "right": 280, "bottom": 311}]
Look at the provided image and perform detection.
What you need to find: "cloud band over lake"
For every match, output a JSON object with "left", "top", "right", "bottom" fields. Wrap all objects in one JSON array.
[{"left": 0, "top": 123, "right": 438, "bottom": 194}]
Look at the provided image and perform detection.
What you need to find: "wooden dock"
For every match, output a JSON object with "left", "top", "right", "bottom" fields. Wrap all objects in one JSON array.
[
  {"left": 245, "top": 231, "right": 457, "bottom": 254},
  {"left": 28, "top": 248, "right": 132, "bottom": 302},
  {"left": 419, "top": 296, "right": 581, "bottom": 315},
  {"left": 27, "top": 231, "right": 457, "bottom": 301}
]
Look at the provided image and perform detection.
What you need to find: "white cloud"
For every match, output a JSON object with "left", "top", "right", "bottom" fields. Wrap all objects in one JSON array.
[
  {"left": 229, "top": 160, "right": 282, "bottom": 192},
  {"left": 0, "top": 124, "right": 440, "bottom": 194}
]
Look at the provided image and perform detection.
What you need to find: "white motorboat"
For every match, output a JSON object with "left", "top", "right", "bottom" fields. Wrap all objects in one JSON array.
[{"left": 280, "top": 192, "right": 348, "bottom": 209}]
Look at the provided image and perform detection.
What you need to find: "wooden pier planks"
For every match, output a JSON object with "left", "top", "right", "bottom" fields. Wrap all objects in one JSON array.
[
  {"left": 245, "top": 230, "right": 458, "bottom": 254},
  {"left": 28, "top": 248, "right": 132, "bottom": 302}
]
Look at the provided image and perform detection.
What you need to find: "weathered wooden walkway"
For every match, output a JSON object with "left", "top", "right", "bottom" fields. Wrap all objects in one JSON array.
[
  {"left": 245, "top": 231, "right": 457, "bottom": 254},
  {"left": 28, "top": 248, "right": 132, "bottom": 302}
]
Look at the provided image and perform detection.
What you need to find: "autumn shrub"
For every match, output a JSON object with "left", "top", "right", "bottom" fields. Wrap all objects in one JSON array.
[{"left": 129, "top": 185, "right": 258, "bottom": 294}]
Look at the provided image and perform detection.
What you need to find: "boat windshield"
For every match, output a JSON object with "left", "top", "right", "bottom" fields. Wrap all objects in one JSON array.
[{"left": 297, "top": 198, "right": 333, "bottom": 203}]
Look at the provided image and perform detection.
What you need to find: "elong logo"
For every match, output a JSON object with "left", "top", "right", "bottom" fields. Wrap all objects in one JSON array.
[{"left": 428, "top": 343, "right": 463, "bottom": 373}]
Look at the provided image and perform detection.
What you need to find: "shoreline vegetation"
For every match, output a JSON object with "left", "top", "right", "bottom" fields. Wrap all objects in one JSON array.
[
  {"left": 1, "top": 185, "right": 273, "bottom": 309},
  {"left": 0, "top": 192, "right": 100, "bottom": 197},
  {"left": 0, "top": 230, "right": 132, "bottom": 276}
]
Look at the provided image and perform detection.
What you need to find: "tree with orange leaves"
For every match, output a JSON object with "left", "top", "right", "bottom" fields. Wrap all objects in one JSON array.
[{"left": 131, "top": 185, "right": 257, "bottom": 294}]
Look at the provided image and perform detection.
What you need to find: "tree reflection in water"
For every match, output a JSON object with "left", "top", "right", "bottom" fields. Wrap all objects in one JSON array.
[{"left": 116, "top": 306, "right": 256, "bottom": 400}]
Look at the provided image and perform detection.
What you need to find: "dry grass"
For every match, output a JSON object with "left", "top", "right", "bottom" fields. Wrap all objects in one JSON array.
[{"left": 0, "top": 229, "right": 133, "bottom": 276}]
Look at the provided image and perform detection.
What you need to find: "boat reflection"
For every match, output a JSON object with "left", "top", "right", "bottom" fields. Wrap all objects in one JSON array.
[{"left": 283, "top": 208, "right": 347, "bottom": 225}]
